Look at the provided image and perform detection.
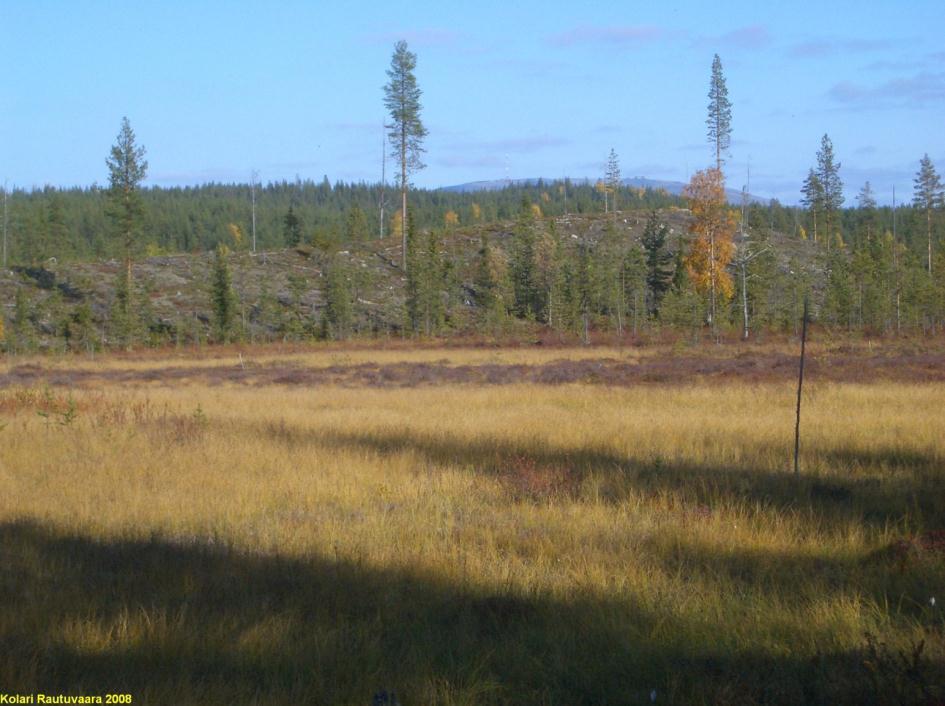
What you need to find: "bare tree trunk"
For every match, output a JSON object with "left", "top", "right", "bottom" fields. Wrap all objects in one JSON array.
[
  {"left": 894, "top": 242, "right": 902, "bottom": 334},
  {"left": 401, "top": 130, "right": 407, "bottom": 271},
  {"left": 826, "top": 210, "right": 832, "bottom": 252},
  {"left": 2, "top": 182, "right": 7, "bottom": 269},
  {"left": 741, "top": 258, "right": 749, "bottom": 340},
  {"left": 709, "top": 228, "right": 716, "bottom": 330},
  {"left": 379, "top": 135, "right": 386, "bottom": 240},
  {"left": 715, "top": 102, "right": 721, "bottom": 172},
  {"left": 896, "top": 289, "right": 901, "bottom": 334},
  {"left": 928, "top": 208, "right": 933, "bottom": 275},
  {"left": 616, "top": 270, "right": 624, "bottom": 337},
  {"left": 251, "top": 170, "right": 258, "bottom": 253},
  {"left": 794, "top": 298, "right": 809, "bottom": 477}
]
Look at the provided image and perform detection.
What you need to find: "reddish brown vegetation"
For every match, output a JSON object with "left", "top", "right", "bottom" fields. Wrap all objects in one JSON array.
[
  {"left": 499, "top": 454, "right": 579, "bottom": 502},
  {"left": 880, "top": 531, "right": 945, "bottom": 573},
  {"left": 4, "top": 346, "right": 945, "bottom": 389}
]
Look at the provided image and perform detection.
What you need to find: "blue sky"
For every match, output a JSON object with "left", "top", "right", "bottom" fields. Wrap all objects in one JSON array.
[{"left": 2, "top": 0, "right": 942, "bottom": 204}]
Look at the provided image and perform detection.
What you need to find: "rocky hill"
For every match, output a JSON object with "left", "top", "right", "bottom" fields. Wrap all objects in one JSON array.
[{"left": 0, "top": 208, "right": 818, "bottom": 349}]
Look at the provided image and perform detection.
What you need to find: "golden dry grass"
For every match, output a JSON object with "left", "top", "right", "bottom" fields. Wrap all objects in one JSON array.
[
  {"left": 0, "top": 354, "right": 943, "bottom": 704},
  {"left": 0, "top": 338, "right": 871, "bottom": 374}
]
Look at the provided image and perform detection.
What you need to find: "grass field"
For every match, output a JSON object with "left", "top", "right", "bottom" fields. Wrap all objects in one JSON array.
[{"left": 1, "top": 344, "right": 943, "bottom": 704}]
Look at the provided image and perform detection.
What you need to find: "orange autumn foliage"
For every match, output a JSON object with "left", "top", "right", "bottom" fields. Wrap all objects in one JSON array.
[{"left": 683, "top": 168, "right": 738, "bottom": 302}]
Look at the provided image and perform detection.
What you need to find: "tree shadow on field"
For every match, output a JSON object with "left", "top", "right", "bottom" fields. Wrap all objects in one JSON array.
[
  {"left": 632, "top": 534, "right": 945, "bottom": 620},
  {"left": 275, "top": 424, "right": 945, "bottom": 530},
  {"left": 1, "top": 520, "right": 931, "bottom": 706}
]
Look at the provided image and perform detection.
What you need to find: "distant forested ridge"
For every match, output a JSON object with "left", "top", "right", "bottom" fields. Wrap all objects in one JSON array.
[
  {"left": 1, "top": 192, "right": 943, "bottom": 353},
  {"left": 2, "top": 179, "right": 689, "bottom": 264}
]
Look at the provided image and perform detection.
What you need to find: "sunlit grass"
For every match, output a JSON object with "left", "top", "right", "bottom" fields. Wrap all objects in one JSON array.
[
  {"left": 0, "top": 364, "right": 943, "bottom": 704},
  {"left": 0, "top": 337, "right": 881, "bottom": 374}
]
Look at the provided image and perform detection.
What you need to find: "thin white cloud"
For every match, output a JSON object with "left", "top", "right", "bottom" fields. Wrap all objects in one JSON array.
[
  {"left": 828, "top": 71, "right": 945, "bottom": 109},
  {"left": 547, "top": 25, "right": 663, "bottom": 48},
  {"left": 548, "top": 24, "right": 770, "bottom": 52},
  {"left": 788, "top": 37, "right": 894, "bottom": 58},
  {"left": 697, "top": 25, "right": 772, "bottom": 51}
]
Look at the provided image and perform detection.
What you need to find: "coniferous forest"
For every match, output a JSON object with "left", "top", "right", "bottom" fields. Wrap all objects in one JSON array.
[{"left": 1, "top": 46, "right": 943, "bottom": 351}]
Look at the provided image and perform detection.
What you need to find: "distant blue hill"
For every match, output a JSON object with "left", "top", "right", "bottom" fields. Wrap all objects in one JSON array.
[{"left": 439, "top": 176, "right": 766, "bottom": 205}]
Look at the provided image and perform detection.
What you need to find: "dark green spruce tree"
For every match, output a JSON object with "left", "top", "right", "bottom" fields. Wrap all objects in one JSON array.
[
  {"left": 345, "top": 204, "right": 369, "bottom": 242},
  {"left": 322, "top": 255, "right": 353, "bottom": 340},
  {"left": 105, "top": 117, "right": 148, "bottom": 348},
  {"left": 510, "top": 198, "right": 540, "bottom": 319},
  {"left": 640, "top": 210, "right": 674, "bottom": 317},
  {"left": 283, "top": 205, "right": 303, "bottom": 247},
  {"left": 474, "top": 234, "right": 509, "bottom": 332},
  {"left": 210, "top": 244, "right": 237, "bottom": 343}
]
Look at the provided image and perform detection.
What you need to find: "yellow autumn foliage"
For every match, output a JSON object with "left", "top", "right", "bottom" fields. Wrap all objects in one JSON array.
[
  {"left": 390, "top": 210, "right": 403, "bottom": 239},
  {"left": 683, "top": 168, "right": 737, "bottom": 301},
  {"left": 227, "top": 223, "right": 243, "bottom": 247}
]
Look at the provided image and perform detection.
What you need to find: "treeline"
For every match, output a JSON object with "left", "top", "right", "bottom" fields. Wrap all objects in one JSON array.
[
  {"left": 4, "top": 197, "right": 944, "bottom": 356},
  {"left": 0, "top": 178, "right": 686, "bottom": 265},
  {"left": 455, "top": 196, "right": 945, "bottom": 343},
  {"left": 4, "top": 176, "right": 940, "bottom": 279}
]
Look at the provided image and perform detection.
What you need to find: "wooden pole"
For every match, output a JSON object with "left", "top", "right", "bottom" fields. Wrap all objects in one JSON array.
[{"left": 794, "top": 297, "right": 809, "bottom": 477}]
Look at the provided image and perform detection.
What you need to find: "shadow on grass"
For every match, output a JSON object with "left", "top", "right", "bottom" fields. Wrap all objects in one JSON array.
[
  {"left": 263, "top": 423, "right": 945, "bottom": 530},
  {"left": 2, "top": 520, "right": 932, "bottom": 706},
  {"left": 632, "top": 535, "right": 945, "bottom": 621}
]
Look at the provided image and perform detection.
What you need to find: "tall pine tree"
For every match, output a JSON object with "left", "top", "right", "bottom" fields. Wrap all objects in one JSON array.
[
  {"left": 815, "top": 134, "right": 844, "bottom": 250},
  {"left": 913, "top": 154, "right": 943, "bottom": 275},
  {"left": 383, "top": 41, "right": 428, "bottom": 271},
  {"left": 706, "top": 54, "right": 732, "bottom": 173},
  {"left": 605, "top": 148, "right": 621, "bottom": 216}
]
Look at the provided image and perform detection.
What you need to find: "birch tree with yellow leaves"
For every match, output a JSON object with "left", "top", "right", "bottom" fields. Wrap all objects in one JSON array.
[{"left": 683, "top": 167, "right": 737, "bottom": 330}]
